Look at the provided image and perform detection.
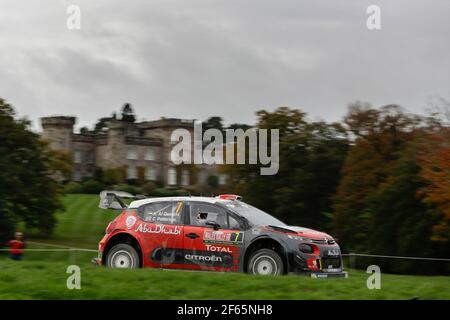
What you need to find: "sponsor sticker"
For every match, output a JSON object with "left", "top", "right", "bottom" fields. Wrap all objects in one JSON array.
[
  {"left": 327, "top": 249, "right": 340, "bottom": 256},
  {"left": 185, "top": 254, "right": 223, "bottom": 263},
  {"left": 203, "top": 230, "right": 244, "bottom": 245},
  {"left": 151, "top": 248, "right": 233, "bottom": 267},
  {"left": 205, "top": 245, "right": 232, "bottom": 253},
  {"left": 323, "top": 268, "right": 340, "bottom": 273},
  {"left": 125, "top": 215, "right": 137, "bottom": 229},
  {"left": 135, "top": 223, "right": 181, "bottom": 235},
  {"left": 251, "top": 227, "right": 261, "bottom": 235},
  {"left": 175, "top": 202, "right": 183, "bottom": 214}
]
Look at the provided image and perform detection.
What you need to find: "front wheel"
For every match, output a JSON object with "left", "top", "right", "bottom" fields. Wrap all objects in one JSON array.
[
  {"left": 106, "top": 243, "right": 139, "bottom": 268},
  {"left": 248, "top": 249, "right": 284, "bottom": 275}
]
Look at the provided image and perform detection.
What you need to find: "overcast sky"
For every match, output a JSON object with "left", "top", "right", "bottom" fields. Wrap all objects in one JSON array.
[{"left": 1, "top": 0, "right": 449, "bottom": 131}]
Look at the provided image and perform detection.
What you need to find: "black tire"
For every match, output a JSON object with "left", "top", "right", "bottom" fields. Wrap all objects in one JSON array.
[
  {"left": 248, "top": 248, "right": 284, "bottom": 275},
  {"left": 106, "top": 243, "right": 139, "bottom": 269}
]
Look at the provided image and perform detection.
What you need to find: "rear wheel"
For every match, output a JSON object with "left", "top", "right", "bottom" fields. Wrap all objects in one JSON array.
[
  {"left": 248, "top": 248, "right": 283, "bottom": 275},
  {"left": 106, "top": 243, "right": 139, "bottom": 269}
]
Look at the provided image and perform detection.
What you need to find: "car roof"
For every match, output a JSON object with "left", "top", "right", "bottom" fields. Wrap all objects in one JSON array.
[{"left": 128, "top": 196, "right": 227, "bottom": 209}]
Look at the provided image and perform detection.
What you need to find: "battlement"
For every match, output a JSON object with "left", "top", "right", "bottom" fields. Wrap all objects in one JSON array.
[
  {"left": 41, "top": 116, "right": 76, "bottom": 128},
  {"left": 139, "top": 117, "right": 195, "bottom": 129}
]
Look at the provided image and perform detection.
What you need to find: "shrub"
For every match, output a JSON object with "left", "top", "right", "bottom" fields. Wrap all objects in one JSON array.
[
  {"left": 64, "top": 182, "right": 83, "bottom": 194},
  {"left": 64, "top": 180, "right": 106, "bottom": 194},
  {"left": 150, "top": 188, "right": 185, "bottom": 197},
  {"left": 103, "top": 168, "right": 123, "bottom": 185},
  {"left": 142, "top": 182, "right": 156, "bottom": 195},
  {"left": 80, "top": 179, "right": 106, "bottom": 194},
  {"left": 115, "top": 183, "right": 143, "bottom": 195}
]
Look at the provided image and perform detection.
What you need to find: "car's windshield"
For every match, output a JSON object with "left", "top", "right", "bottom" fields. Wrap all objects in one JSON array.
[{"left": 221, "top": 201, "right": 286, "bottom": 226}]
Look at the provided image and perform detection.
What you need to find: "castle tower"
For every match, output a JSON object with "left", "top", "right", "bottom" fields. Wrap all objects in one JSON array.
[
  {"left": 96, "top": 119, "right": 126, "bottom": 168},
  {"left": 40, "top": 116, "right": 76, "bottom": 151}
]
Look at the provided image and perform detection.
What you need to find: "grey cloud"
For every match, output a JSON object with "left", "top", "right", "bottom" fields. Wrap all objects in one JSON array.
[{"left": 0, "top": 0, "right": 449, "bottom": 131}]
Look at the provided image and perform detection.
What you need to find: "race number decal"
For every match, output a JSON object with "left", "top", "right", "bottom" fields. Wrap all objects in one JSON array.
[{"left": 203, "top": 230, "right": 244, "bottom": 245}]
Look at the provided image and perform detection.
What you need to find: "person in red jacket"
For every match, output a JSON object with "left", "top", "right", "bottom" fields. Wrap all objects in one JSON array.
[{"left": 9, "top": 232, "right": 25, "bottom": 261}]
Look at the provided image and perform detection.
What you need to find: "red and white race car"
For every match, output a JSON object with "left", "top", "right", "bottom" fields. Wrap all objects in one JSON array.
[{"left": 94, "top": 191, "right": 347, "bottom": 277}]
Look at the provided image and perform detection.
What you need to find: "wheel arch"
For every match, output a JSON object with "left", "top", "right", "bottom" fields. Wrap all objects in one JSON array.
[
  {"left": 243, "top": 236, "right": 289, "bottom": 274},
  {"left": 102, "top": 232, "right": 143, "bottom": 267}
]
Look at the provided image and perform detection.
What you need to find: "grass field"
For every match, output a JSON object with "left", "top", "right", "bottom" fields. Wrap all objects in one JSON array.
[
  {"left": 0, "top": 259, "right": 449, "bottom": 300},
  {"left": 0, "top": 194, "right": 449, "bottom": 300}
]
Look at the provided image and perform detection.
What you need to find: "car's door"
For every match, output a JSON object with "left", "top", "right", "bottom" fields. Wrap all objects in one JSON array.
[
  {"left": 182, "top": 202, "right": 244, "bottom": 272},
  {"left": 135, "top": 201, "right": 185, "bottom": 268}
]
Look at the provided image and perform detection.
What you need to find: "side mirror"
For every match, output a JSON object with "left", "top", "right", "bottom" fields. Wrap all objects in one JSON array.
[{"left": 205, "top": 220, "right": 220, "bottom": 230}]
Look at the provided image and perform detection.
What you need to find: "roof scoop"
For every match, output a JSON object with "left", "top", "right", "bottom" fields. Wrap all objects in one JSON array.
[{"left": 216, "top": 194, "right": 243, "bottom": 201}]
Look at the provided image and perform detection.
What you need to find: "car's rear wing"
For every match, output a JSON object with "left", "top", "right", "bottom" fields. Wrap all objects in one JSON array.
[{"left": 98, "top": 190, "right": 146, "bottom": 210}]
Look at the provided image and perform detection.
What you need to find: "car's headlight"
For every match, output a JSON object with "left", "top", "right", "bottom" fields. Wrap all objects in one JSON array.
[
  {"left": 299, "top": 243, "right": 314, "bottom": 254},
  {"left": 287, "top": 234, "right": 312, "bottom": 242}
]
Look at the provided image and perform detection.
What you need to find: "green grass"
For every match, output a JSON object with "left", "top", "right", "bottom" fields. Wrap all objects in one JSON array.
[
  {"left": 0, "top": 259, "right": 449, "bottom": 300},
  {"left": 29, "top": 194, "right": 118, "bottom": 249},
  {"left": 0, "top": 194, "right": 448, "bottom": 300}
]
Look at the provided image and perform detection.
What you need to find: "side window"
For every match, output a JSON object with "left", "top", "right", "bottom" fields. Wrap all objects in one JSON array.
[
  {"left": 140, "top": 201, "right": 183, "bottom": 225},
  {"left": 228, "top": 214, "right": 241, "bottom": 230},
  {"left": 189, "top": 203, "right": 228, "bottom": 228}
]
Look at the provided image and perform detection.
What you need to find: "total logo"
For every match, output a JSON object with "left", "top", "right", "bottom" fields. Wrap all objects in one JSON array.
[
  {"left": 125, "top": 215, "right": 137, "bottom": 229},
  {"left": 205, "top": 245, "right": 232, "bottom": 253}
]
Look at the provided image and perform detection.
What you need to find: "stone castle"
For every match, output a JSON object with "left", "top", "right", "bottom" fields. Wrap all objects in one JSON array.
[{"left": 40, "top": 106, "right": 222, "bottom": 188}]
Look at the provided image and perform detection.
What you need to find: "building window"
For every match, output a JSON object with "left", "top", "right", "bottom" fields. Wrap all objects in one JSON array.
[
  {"left": 198, "top": 171, "right": 207, "bottom": 185},
  {"left": 73, "top": 170, "right": 81, "bottom": 181},
  {"left": 127, "top": 149, "right": 138, "bottom": 160},
  {"left": 58, "top": 138, "right": 67, "bottom": 150},
  {"left": 145, "top": 148, "right": 155, "bottom": 161},
  {"left": 219, "top": 174, "right": 227, "bottom": 185},
  {"left": 127, "top": 166, "right": 137, "bottom": 179},
  {"left": 181, "top": 169, "right": 190, "bottom": 186},
  {"left": 146, "top": 167, "right": 157, "bottom": 181},
  {"left": 167, "top": 167, "right": 177, "bottom": 186},
  {"left": 87, "top": 151, "right": 95, "bottom": 164},
  {"left": 74, "top": 150, "right": 81, "bottom": 164}
]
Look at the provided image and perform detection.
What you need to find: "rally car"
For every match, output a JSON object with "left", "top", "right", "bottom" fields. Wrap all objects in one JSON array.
[{"left": 95, "top": 191, "right": 347, "bottom": 277}]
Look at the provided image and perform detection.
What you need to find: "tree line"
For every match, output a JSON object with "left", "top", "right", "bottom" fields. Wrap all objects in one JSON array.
[{"left": 217, "top": 103, "right": 450, "bottom": 274}]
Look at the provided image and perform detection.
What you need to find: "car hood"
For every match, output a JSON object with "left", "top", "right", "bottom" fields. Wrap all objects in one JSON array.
[{"left": 267, "top": 225, "right": 333, "bottom": 240}]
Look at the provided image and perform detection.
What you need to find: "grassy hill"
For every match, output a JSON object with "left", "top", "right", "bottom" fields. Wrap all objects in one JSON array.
[
  {"left": 0, "top": 194, "right": 449, "bottom": 300},
  {"left": 33, "top": 194, "right": 118, "bottom": 249}
]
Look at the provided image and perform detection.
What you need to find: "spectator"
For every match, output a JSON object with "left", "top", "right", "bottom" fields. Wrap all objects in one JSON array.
[{"left": 9, "top": 232, "right": 25, "bottom": 261}]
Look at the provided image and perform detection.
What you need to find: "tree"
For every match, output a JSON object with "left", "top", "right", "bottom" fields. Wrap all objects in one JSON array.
[
  {"left": 79, "top": 127, "right": 89, "bottom": 134},
  {"left": 203, "top": 116, "right": 224, "bottom": 134},
  {"left": 94, "top": 117, "right": 112, "bottom": 132},
  {"left": 418, "top": 127, "right": 450, "bottom": 241},
  {"left": 333, "top": 103, "right": 422, "bottom": 251},
  {"left": 121, "top": 103, "right": 136, "bottom": 123},
  {"left": 224, "top": 107, "right": 349, "bottom": 230},
  {"left": 48, "top": 149, "right": 73, "bottom": 183},
  {"left": 0, "top": 98, "right": 62, "bottom": 242},
  {"left": 227, "top": 123, "right": 252, "bottom": 131},
  {"left": 365, "top": 144, "right": 445, "bottom": 273}
]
